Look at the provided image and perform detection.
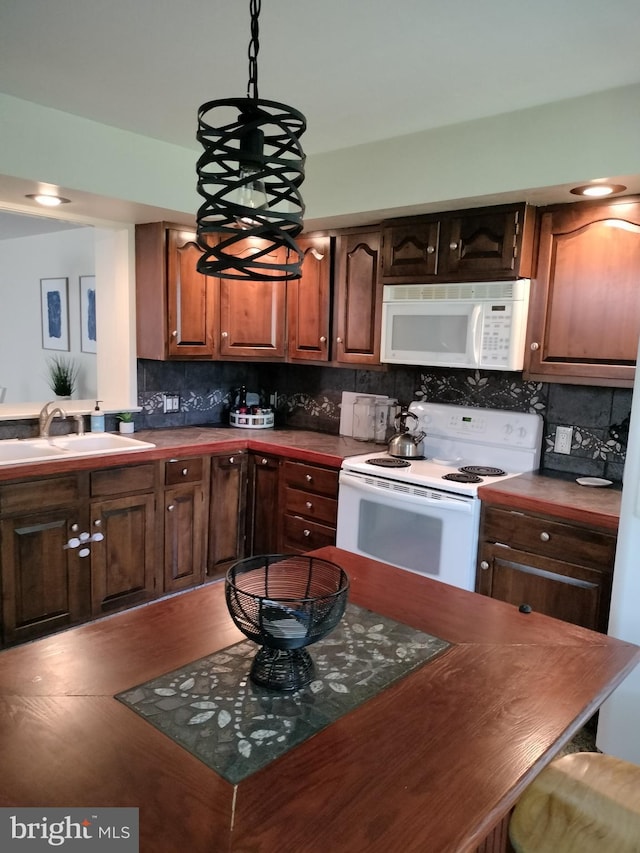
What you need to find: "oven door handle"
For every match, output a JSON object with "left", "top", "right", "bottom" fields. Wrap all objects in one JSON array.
[{"left": 338, "top": 473, "right": 475, "bottom": 513}]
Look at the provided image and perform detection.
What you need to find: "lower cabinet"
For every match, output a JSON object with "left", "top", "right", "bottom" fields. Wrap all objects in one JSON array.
[
  {"left": 247, "top": 453, "right": 281, "bottom": 556},
  {"left": 208, "top": 451, "right": 248, "bottom": 579},
  {"left": 162, "top": 457, "right": 208, "bottom": 593},
  {"left": 0, "top": 474, "right": 91, "bottom": 646},
  {"left": 279, "top": 460, "right": 339, "bottom": 554},
  {"left": 89, "top": 464, "right": 159, "bottom": 614},
  {"left": 476, "top": 505, "right": 616, "bottom": 633}
]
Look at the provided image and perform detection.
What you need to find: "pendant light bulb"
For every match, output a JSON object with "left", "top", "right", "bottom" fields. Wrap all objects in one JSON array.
[{"left": 235, "top": 167, "right": 269, "bottom": 228}]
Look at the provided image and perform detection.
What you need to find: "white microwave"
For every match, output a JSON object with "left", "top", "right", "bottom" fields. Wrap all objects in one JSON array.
[{"left": 380, "top": 280, "right": 531, "bottom": 371}]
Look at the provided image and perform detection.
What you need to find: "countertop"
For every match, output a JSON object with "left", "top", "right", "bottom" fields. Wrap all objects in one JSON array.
[
  {"left": 478, "top": 472, "right": 622, "bottom": 531},
  {"left": 0, "top": 426, "right": 381, "bottom": 482},
  {"left": 0, "top": 547, "right": 637, "bottom": 853}
]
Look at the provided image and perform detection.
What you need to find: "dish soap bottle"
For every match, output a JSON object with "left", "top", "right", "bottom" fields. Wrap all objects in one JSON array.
[{"left": 91, "top": 401, "right": 105, "bottom": 433}]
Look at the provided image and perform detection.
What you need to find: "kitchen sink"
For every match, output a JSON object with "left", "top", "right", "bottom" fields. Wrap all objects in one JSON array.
[{"left": 0, "top": 433, "right": 156, "bottom": 466}]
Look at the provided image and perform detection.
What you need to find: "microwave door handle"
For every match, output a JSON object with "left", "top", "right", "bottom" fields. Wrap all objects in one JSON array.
[{"left": 470, "top": 305, "right": 482, "bottom": 367}]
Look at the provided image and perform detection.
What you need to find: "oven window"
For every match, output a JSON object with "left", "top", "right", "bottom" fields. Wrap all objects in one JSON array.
[
  {"left": 357, "top": 499, "right": 443, "bottom": 576},
  {"left": 391, "top": 314, "right": 468, "bottom": 354}
]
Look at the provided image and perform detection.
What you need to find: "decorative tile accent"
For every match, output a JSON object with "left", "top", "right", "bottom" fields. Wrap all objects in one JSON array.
[
  {"left": 116, "top": 603, "right": 450, "bottom": 784},
  {"left": 415, "top": 369, "right": 548, "bottom": 415}
]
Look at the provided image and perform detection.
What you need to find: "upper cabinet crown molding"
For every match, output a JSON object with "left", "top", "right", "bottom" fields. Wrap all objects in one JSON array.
[{"left": 381, "top": 202, "right": 536, "bottom": 283}]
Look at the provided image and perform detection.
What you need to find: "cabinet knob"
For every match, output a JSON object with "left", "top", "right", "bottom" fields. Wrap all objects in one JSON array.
[
  {"left": 426, "top": 246, "right": 435, "bottom": 254},
  {"left": 540, "top": 531, "right": 550, "bottom": 542},
  {"left": 320, "top": 336, "right": 327, "bottom": 343},
  {"left": 303, "top": 529, "right": 311, "bottom": 537},
  {"left": 93, "top": 519, "right": 102, "bottom": 527},
  {"left": 71, "top": 523, "right": 79, "bottom": 532},
  {"left": 221, "top": 331, "right": 228, "bottom": 338},
  {"left": 261, "top": 457, "right": 268, "bottom": 465},
  {"left": 519, "top": 604, "right": 533, "bottom": 614},
  {"left": 167, "top": 504, "right": 175, "bottom": 512},
  {"left": 530, "top": 342, "right": 540, "bottom": 351},
  {"left": 336, "top": 336, "right": 343, "bottom": 343},
  {"left": 229, "top": 456, "right": 235, "bottom": 464},
  {"left": 480, "top": 560, "right": 489, "bottom": 570},
  {"left": 171, "top": 330, "right": 178, "bottom": 337},
  {"left": 182, "top": 468, "right": 188, "bottom": 476},
  {"left": 306, "top": 501, "right": 313, "bottom": 509},
  {"left": 306, "top": 474, "right": 313, "bottom": 482},
  {"left": 449, "top": 242, "right": 459, "bottom": 250}
]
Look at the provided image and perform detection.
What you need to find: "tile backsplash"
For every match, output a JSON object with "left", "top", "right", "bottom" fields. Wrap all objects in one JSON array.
[{"left": 134, "top": 360, "right": 631, "bottom": 483}]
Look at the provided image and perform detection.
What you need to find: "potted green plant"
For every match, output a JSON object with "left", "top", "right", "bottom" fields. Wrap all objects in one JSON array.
[
  {"left": 46, "top": 355, "right": 79, "bottom": 398},
  {"left": 117, "top": 411, "right": 135, "bottom": 434}
]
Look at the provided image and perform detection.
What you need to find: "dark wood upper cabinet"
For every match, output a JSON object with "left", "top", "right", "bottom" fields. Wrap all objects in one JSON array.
[
  {"left": 333, "top": 228, "right": 383, "bottom": 365},
  {"left": 287, "top": 233, "right": 332, "bottom": 363},
  {"left": 135, "top": 222, "right": 216, "bottom": 360},
  {"left": 382, "top": 202, "right": 536, "bottom": 283},
  {"left": 525, "top": 195, "right": 640, "bottom": 387}
]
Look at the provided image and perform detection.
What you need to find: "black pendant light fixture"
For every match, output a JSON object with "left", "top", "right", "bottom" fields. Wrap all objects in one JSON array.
[{"left": 196, "top": 0, "right": 306, "bottom": 281}]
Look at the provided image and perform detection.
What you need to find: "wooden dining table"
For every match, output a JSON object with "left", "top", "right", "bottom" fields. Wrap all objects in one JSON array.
[{"left": 0, "top": 546, "right": 637, "bottom": 853}]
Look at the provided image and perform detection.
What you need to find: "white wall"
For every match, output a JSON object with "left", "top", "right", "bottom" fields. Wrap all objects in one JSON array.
[
  {"left": 0, "top": 228, "right": 96, "bottom": 403},
  {"left": 1, "top": 84, "right": 640, "bottom": 224}
]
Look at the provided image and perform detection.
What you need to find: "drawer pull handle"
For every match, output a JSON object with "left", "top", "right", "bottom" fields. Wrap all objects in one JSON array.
[
  {"left": 519, "top": 603, "right": 533, "bottom": 614},
  {"left": 303, "top": 529, "right": 311, "bottom": 537},
  {"left": 182, "top": 468, "right": 188, "bottom": 476},
  {"left": 480, "top": 560, "right": 489, "bottom": 570},
  {"left": 229, "top": 456, "right": 235, "bottom": 464},
  {"left": 540, "top": 531, "right": 550, "bottom": 542},
  {"left": 306, "top": 474, "right": 313, "bottom": 482}
]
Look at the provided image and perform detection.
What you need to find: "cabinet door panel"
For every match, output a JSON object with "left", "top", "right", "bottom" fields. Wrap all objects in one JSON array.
[
  {"left": 479, "top": 545, "right": 610, "bottom": 633},
  {"left": 219, "top": 278, "right": 286, "bottom": 358},
  {"left": 334, "top": 230, "right": 382, "bottom": 365},
  {"left": 287, "top": 235, "right": 331, "bottom": 362},
  {"left": 167, "top": 229, "right": 216, "bottom": 357},
  {"left": 91, "top": 494, "right": 156, "bottom": 613},
  {"left": 445, "top": 208, "right": 518, "bottom": 277},
  {"left": 164, "top": 485, "right": 205, "bottom": 591},
  {"left": 1, "top": 510, "right": 90, "bottom": 645},
  {"left": 208, "top": 453, "right": 247, "bottom": 578},
  {"left": 248, "top": 454, "right": 280, "bottom": 555},
  {"left": 525, "top": 198, "right": 640, "bottom": 385},
  {"left": 382, "top": 221, "right": 440, "bottom": 279}
]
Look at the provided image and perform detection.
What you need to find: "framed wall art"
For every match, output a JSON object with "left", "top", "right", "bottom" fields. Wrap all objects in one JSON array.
[
  {"left": 40, "top": 277, "right": 69, "bottom": 351},
  {"left": 80, "top": 275, "right": 97, "bottom": 353}
]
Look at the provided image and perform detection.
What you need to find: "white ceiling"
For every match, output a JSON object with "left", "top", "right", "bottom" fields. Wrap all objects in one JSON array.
[{"left": 1, "top": 0, "right": 640, "bottom": 236}]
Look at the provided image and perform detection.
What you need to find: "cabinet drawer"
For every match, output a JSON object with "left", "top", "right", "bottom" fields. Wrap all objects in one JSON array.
[
  {"left": 482, "top": 506, "right": 616, "bottom": 571},
  {"left": 165, "top": 457, "right": 204, "bottom": 485},
  {"left": 281, "top": 460, "right": 338, "bottom": 498},
  {"left": 0, "top": 474, "right": 80, "bottom": 515},
  {"left": 90, "top": 464, "right": 156, "bottom": 497},
  {"left": 282, "top": 514, "right": 336, "bottom": 552},
  {"left": 282, "top": 485, "right": 337, "bottom": 526}
]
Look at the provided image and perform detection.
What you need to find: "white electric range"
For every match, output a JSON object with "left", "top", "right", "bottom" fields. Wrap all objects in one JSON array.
[{"left": 336, "top": 402, "right": 543, "bottom": 590}]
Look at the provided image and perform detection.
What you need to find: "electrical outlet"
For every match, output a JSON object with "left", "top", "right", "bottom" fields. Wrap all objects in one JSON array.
[
  {"left": 554, "top": 425, "right": 573, "bottom": 455},
  {"left": 163, "top": 394, "right": 180, "bottom": 414}
]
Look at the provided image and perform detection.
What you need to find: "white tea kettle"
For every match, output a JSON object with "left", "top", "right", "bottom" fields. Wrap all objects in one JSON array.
[{"left": 388, "top": 409, "right": 425, "bottom": 458}]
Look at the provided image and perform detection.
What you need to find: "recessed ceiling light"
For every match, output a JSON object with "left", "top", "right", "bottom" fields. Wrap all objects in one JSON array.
[
  {"left": 570, "top": 183, "right": 627, "bottom": 198},
  {"left": 25, "top": 193, "right": 71, "bottom": 207}
]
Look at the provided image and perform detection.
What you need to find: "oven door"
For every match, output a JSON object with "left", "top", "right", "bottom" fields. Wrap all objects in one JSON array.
[{"left": 336, "top": 470, "right": 479, "bottom": 591}]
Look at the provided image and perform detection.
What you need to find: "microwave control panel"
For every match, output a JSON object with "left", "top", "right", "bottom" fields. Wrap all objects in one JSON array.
[{"left": 479, "top": 303, "right": 516, "bottom": 367}]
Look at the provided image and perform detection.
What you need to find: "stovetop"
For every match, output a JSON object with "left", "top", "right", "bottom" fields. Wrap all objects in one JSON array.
[{"left": 340, "top": 402, "right": 543, "bottom": 497}]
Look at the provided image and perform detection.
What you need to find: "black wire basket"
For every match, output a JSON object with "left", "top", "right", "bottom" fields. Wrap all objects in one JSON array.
[{"left": 225, "top": 554, "right": 350, "bottom": 691}]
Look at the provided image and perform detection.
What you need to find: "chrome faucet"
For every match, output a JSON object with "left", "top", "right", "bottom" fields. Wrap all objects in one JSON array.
[{"left": 39, "top": 401, "right": 67, "bottom": 437}]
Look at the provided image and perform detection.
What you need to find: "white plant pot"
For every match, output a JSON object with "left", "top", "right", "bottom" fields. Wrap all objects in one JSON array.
[{"left": 119, "top": 421, "right": 135, "bottom": 434}]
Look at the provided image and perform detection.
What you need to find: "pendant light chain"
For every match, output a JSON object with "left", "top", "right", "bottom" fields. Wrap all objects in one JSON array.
[{"left": 247, "top": 0, "right": 261, "bottom": 100}]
